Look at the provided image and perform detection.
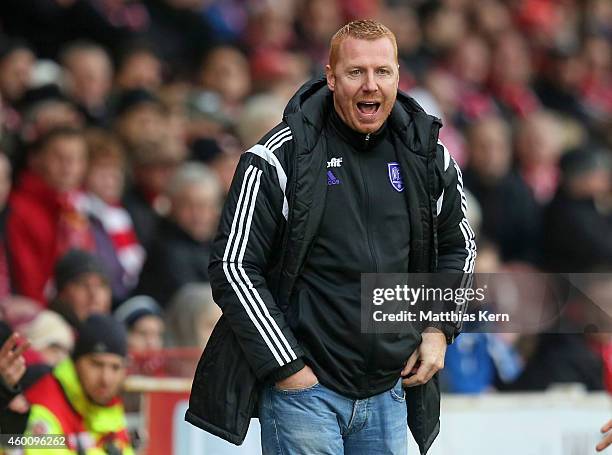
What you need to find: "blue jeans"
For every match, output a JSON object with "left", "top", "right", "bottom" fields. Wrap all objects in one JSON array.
[{"left": 259, "top": 379, "right": 408, "bottom": 455}]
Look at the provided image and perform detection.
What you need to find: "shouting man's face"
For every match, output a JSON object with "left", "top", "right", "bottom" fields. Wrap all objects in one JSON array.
[{"left": 326, "top": 36, "right": 399, "bottom": 134}]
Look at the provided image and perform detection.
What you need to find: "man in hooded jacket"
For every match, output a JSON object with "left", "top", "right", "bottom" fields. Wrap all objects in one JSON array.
[{"left": 187, "top": 20, "right": 476, "bottom": 455}]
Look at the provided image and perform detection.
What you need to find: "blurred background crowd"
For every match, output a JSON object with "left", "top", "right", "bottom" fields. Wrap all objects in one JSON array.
[{"left": 0, "top": 0, "right": 610, "bottom": 433}]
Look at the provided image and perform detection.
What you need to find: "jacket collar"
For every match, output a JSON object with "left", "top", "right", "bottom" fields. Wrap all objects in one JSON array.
[
  {"left": 283, "top": 75, "right": 442, "bottom": 156},
  {"left": 328, "top": 106, "right": 388, "bottom": 150}
]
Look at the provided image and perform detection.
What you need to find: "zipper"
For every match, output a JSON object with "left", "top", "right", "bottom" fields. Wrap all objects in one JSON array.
[
  {"left": 358, "top": 139, "right": 378, "bottom": 273},
  {"left": 359, "top": 132, "right": 378, "bottom": 391}
]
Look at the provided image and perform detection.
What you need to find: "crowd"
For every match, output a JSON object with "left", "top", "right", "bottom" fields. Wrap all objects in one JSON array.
[{"left": 0, "top": 0, "right": 610, "bottom": 449}]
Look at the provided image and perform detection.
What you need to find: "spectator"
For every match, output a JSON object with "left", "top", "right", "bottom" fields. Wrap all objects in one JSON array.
[
  {"left": 196, "top": 45, "right": 251, "bottom": 117},
  {"left": 0, "top": 296, "right": 40, "bottom": 333},
  {"left": 137, "top": 162, "right": 222, "bottom": 305},
  {"left": 24, "top": 314, "right": 134, "bottom": 453},
  {"left": 60, "top": 41, "right": 113, "bottom": 126},
  {"left": 112, "top": 88, "right": 166, "bottom": 152},
  {"left": 18, "top": 84, "right": 84, "bottom": 146},
  {"left": 84, "top": 129, "right": 145, "bottom": 301},
  {"left": 534, "top": 45, "right": 591, "bottom": 125},
  {"left": 114, "top": 295, "right": 165, "bottom": 353},
  {"left": 236, "top": 93, "right": 285, "bottom": 148},
  {"left": 448, "top": 34, "right": 498, "bottom": 125},
  {"left": 189, "top": 135, "right": 241, "bottom": 195},
  {"left": 0, "top": 153, "right": 13, "bottom": 300},
  {"left": 417, "top": 70, "right": 467, "bottom": 166},
  {"left": 502, "top": 332, "right": 604, "bottom": 392},
  {"left": 441, "top": 333, "right": 523, "bottom": 394},
  {"left": 115, "top": 44, "right": 163, "bottom": 92},
  {"left": 143, "top": 0, "right": 217, "bottom": 77},
  {"left": 62, "top": 0, "right": 150, "bottom": 57},
  {"left": 489, "top": 30, "right": 541, "bottom": 119},
  {"left": 295, "top": 0, "right": 343, "bottom": 66},
  {"left": 165, "top": 283, "right": 221, "bottom": 348},
  {"left": 122, "top": 133, "right": 186, "bottom": 250},
  {"left": 543, "top": 147, "right": 612, "bottom": 272},
  {"left": 22, "top": 310, "right": 74, "bottom": 367},
  {"left": 8, "top": 84, "right": 84, "bottom": 180},
  {"left": 49, "top": 249, "right": 112, "bottom": 328},
  {"left": 515, "top": 110, "right": 564, "bottom": 204},
  {"left": 463, "top": 117, "right": 542, "bottom": 264},
  {"left": 0, "top": 38, "right": 35, "bottom": 106},
  {"left": 183, "top": 89, "right": 232, "bottom": 140},
  {"left": 7, "top": 127, "right": 92, "bottom": 303},
  {"left": 0, "top": 322, "right": 29, "bottom": 410}
]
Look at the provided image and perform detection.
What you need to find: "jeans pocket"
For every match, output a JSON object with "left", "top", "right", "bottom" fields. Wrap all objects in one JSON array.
[
  {"left": 390, "top": 380, "right": 406, "bottom": 402},
  {"left": 272, "top": 382, "right": 320, "bottom": 395}
]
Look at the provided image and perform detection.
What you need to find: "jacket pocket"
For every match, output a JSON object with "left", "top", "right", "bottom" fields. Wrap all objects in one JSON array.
[{"left": 390, "top": 380, "right": 406, "bottom": 402}]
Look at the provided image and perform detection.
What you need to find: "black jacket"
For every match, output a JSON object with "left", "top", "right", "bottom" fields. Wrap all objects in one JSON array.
[
  {"left": 543, "top": 190, "right": 612, "bottom": 272},
  {"left": 136, "top": 217, "right": 211, "bottom": 306},
  {"left": 186, "top": 78, "right": 476, "bottom": 454}
]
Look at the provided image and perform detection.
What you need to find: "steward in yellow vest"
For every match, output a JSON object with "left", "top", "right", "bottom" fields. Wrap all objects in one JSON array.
[{"left": 24, "top": 315, "right": 133, "bottom": 454}]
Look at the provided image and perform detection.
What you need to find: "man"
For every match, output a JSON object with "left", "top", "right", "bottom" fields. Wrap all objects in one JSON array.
[
  {"left": 187, "top": 20, "right": 475, "bottom": 455},
  {"left": 60, "top": 41, "right": 113, "bottom": 127},
  {"left": 543, "top": 147, "right": 612, "bottom": 272},
  {"left": 49, "top": 249, "right": 113, "bottom": 328},
  {"left": 114, "top": 295, "right": 165, "bottom": 352},
  {"left": 7, "top": 127, "right": 93, "bottom": 304},
  {"left": 24, "top": 314, "right": 134, "bottom": 454},
  {"left": 136, "top": 162, "right": 222, "bottom": 305}
]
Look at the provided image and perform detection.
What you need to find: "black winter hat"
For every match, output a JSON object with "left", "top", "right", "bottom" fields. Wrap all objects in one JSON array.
[
  {"left": 72, "top": 314, "right": 127, "bottom": 360},
  {"left": 54, "top": 249, "right": 109, "bottom": 292},
  {"left": 114, "top": 295, "right": 163, "bottom": 329}
]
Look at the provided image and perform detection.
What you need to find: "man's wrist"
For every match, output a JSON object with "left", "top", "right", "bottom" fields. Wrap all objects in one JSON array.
[{"left": 423, "top": 323, "right": 456, "bottom": 344}]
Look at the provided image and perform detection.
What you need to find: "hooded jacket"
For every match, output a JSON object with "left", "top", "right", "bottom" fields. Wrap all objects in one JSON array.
[{"left": 186, "top": 77, "right": 476, "bottom": 454}]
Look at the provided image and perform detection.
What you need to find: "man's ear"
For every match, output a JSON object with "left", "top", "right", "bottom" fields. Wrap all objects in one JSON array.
[{"left": 325, "top": 65, "right": 335, "bottom": 92}]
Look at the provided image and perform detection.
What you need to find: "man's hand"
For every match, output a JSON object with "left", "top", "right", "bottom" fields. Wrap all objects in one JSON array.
[
  {"left": 597, "top": 420, "right": 612, "bottom": 452},
  {"left": 0, "top": 333, "right": 30, "bottom": 388},
  {"left": 275, "top": 365, "right": 319, "bottom": 391},
  {"left": 401, "top": 327, "right": 447, "bottom": 387}
]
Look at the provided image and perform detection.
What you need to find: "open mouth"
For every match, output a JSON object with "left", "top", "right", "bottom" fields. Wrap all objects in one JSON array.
[{"left": 357, "top": 101, "right": 381, "bottom": 115}]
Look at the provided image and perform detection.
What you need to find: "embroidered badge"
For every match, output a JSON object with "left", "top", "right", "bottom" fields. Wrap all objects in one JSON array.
[
  {"left": 387, "top": 162, "right": 404, "bottom": 192},
  {"left": 327, "top": 170, "right": 340, "bottom": 185}
]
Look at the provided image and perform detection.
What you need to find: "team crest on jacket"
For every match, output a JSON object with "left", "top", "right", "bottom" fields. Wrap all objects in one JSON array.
[{"left": 387, "top": 162, "right": 404, "bottom": 192}]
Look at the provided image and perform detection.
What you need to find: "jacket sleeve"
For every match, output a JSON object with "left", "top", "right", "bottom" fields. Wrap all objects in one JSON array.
[
  {"left": 433, "top": 141, "right": 477, "bottom": 341},
  {"left": 208, "top": 128, "right": 305, "bottom": 383},
  {"left": 0, "top": 377, "right": 20, "bottom": 410}
]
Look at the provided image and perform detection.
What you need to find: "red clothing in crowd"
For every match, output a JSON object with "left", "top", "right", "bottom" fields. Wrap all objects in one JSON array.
[{"left": 6, "top": 170, "right": 94, "bottom": 304}]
